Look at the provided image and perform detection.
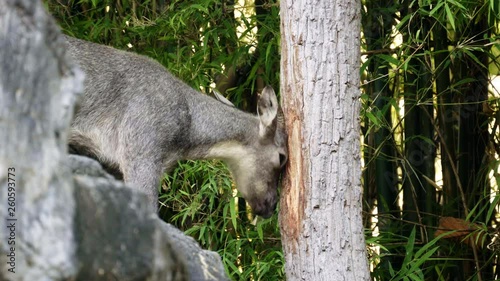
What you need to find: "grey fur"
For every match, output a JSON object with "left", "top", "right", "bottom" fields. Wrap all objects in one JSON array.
[{"left": 65, "top": 36, "right": 287, "bottom": 218}]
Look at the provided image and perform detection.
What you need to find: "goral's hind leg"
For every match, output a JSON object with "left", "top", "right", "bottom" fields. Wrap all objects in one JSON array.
[
  {"left": 122, "top": 157, "right": 165, "bottom": 212},
  {"left": 68, "top": 131, "right": 100, "bottom": 159},
  {"left": 69, "top": 132, "right": 123, "bottom": 179}
]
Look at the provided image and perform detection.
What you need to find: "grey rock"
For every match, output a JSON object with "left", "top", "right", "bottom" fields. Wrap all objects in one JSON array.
[
  {"left": 161, "top": 223, "right": 229, "bottom": 281},
  {"left": 67, "top": 154, "right": 115, "bottom": 179},
  {"left": 0, "top": 0, "right": 229, "bottom": 280},
  {"left": 0, "top": 0, "right": 83, "bottom": 280},
  {"left": 72, "top": 174, "right": 187, "bottom": 281},
  {"left": 68, "top": 156, "right": 230, "bottom": 281}
]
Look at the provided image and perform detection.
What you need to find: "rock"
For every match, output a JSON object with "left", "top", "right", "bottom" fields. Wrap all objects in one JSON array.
[
  {"left": 72, "top": 171, "right": 187, "bottom": 281},
  {"left": 160, "top": 223, "right": 229, "bottom": 281},
  {"left": 0, "top": 0, "right": 83, "bottom": 279},
  {"left": 68, "top": 155, "right": 229, "bottom": 281},
  {"left": 0, "top": 1, "right": 229, "bottom": 280},
  {"left": 67, "top": 154, "right": 115, "bottom": 180}
]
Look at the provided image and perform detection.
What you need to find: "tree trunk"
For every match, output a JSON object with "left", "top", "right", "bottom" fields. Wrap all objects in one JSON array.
[{"left": 279, "top": 0, "right": 370, "bottom": 279}]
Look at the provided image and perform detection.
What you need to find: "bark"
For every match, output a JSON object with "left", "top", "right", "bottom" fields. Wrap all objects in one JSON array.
[{"left": 279, "top": 0, "right": 370, "bottom": 279}]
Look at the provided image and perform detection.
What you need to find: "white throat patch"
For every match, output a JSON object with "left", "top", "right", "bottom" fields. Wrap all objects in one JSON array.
[{"left": 206, "top": 141, "right": 265, "bottom": 196}]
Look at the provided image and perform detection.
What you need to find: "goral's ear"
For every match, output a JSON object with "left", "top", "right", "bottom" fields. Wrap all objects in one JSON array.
[
  {"left": 257, "top": 86, "right": 278, "bottom": 138},
  {"left": 213, "top": 89, "right": 235, "bottom": 107}
]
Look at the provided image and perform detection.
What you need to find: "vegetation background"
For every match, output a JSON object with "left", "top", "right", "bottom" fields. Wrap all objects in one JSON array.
[{"left": 45, "top": 0, "right": 500, "bottom": 280}]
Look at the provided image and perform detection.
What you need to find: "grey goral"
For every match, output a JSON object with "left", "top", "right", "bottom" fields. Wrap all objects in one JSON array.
[{"left": 65, "top": 36, "right": 287, "bottom": 218}]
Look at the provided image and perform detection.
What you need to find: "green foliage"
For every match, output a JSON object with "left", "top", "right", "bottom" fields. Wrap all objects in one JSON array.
[
  {"left": 362, "top": 0, "right": 500, "bottom": 280},
  {"left": 368, "top": 228, "right": 472, "bottom": 281},
  {"left": 161, "top": 160, "right": 284, "bottom": 280},
  {"left": 47, "top": 0, "right": 280, "bottom": 94},
  {"left": 389, "top": 228, "right": 441, "bottom": 281}
]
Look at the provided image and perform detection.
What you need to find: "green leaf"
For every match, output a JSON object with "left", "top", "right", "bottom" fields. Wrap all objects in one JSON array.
[
  {"left": 486, "top": 195, "right": 500, "bottom": 222},
  {"left": 429, "top": 1, "right": 444, "bottom": 17},
  {"left": 257, "top": 221, "right": 264, "bottom": 241},
  {"left": 366, "top": 111, "right": 381, "bottom": 126},
  {"left": 230, "top": 198, "right": 237, "bottom": 231},
  {"left": 408, "top": 272, "right": 423, "bottom": 281},
  {"left": 450, "top": 77, "right": 476, "bottom": 88},
  {"left": 377, "top": 54, "right": 401, "bottom": 66},
  {"left": 360, "top": 58, "right": 371, "bottom": 76},
  {"left": 411, "top": 246, "right": 439, "bottom": 269},
  {"left": 395, "top": 14, "right": 412, "bottom": 30},
  {"left": 188, "top": 4, "right": 209, "bottom": 14},
  {"left": 402, "top": 227, "right": 416, "bottom": 268},
  {"left": 445, "top": 3, "right": 456, "bottom": 31},
  {"left": 447, "top": 0, "right": 466, "bottom": 10},
  {"left": 388, "top": 262, "right": 395, "bottom": 277},
  {"left": 462, "top": 48, "right": 487, "bottom": 68},
  {"left": 403, "top": 57, "right": 411, "bottom": 71},
  {"left": 199, "top": 225, "right": 206, "bottom": 241}
]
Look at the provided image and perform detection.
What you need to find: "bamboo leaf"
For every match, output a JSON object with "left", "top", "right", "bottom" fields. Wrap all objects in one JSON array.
[
  {"left": 403, "top": 58, "right": 410, "bottom": 71},
  {"left": 444, "top": 3, "right": 456, "bottom": 31},
  {"left": 366, "top": 111, "right": 381, "bottom": 126},
  {"left": 409, "top": 246, "right": 439, "bottom": 272},
  {"left": 388, "top": 262, "right": 395, "bottom": 277},
  {"left": 230, "top": 198, "right": 237, "bottom": 231},
  {"left": 447, "top": 0, "right": 466, "bottom": 10},
  {"left": 395, "top": 14, "right": 412, "bottom": 30},
  {"left": 402, "top": 228, "right": 416, "bottom": 267},
  {"left": 188, "top": 4, "right": 209, "bottom": 13},
  {"left": 429, "top": 1, "right": 444, "bottom": 17},
  {"left": 462, "top": 48, "right": 487, "bottom": 68},
  {"left": 486, "top": 195, "right": 500, "bottom": 222},
  {"left": 450, "top": 77, "right": 476, "bottom": 88},
  {"left": 377, "top": 54, "right": 401, "bottom": 67},
  {"left": 360, "top": 58, "right": 370, "bottom": 76},
  {"left": 257, "top": 221, "right": 264, "bottom": 241}
]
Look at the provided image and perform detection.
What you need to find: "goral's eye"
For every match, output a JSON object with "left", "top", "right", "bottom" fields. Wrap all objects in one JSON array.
[{"left": 279, "top": 153, "right": 288, "bottom": 169}]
